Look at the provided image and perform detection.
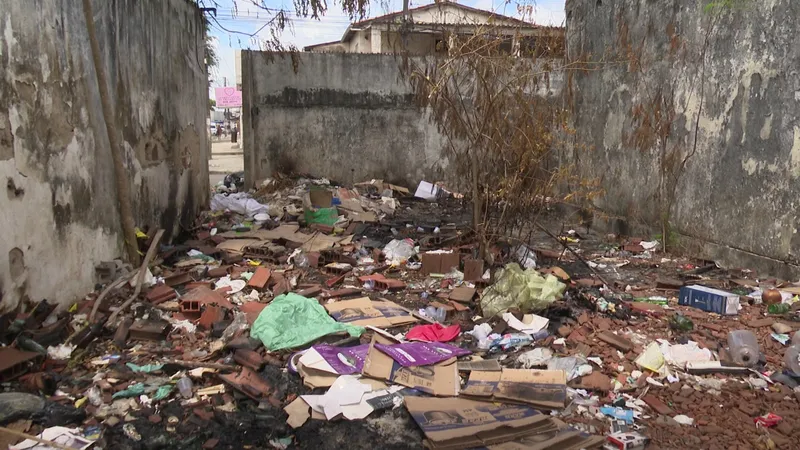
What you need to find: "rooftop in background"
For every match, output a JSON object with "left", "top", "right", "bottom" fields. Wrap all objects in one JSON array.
[{"left": 303, "top": 2, "right": 564, "bottom": 55}]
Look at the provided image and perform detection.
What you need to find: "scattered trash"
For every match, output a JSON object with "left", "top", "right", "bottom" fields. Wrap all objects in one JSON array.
[
  {"left": 678, "top": 285, "right": 740, "bottom": 315},
  {"left": 728, "top": 330, "right": 760, "bottom": 367},
  {"left": 251, "top": 293, "right": 364, "bottom": 351},
  {"left": 480, "top": 263, "right": 566, "bottom": 316},
  {"left": 0, "top": 173, "right": 796, "bottom": 449}
]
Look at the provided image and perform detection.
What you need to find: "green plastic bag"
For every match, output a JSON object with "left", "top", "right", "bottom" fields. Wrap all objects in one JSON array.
[
  {"left": 304, "top": 207, "right": 339, "bottom": 226},
  {"left": 251, "top": 293, "right": 364, "bottom": 351},
  {"left": 481, "top": 263, "right": 566, "bottom": 317}
]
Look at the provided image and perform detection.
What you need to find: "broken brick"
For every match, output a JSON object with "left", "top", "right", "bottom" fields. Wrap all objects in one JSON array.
[
  {"left": 247, "top": 267, "right": 272, "bottom": 289},
  {"left": 199, "top": 306, "right": 225, "bottom": 330},
  {"left": 597, "top": 331, "right": 634, "bottom": 352},
  {"left": 570, "top": 371, "right": 612, "bottom": 392},
  {"left": 146, "top": 284, "right": 177, "bottom": 304},
  {"left": 128, "top": 320, "right": 171, "bottom": 341},
  {"left": 233, "top": 349, "right": 264, "bottom": 370},
  {"left": 642, "top": 394, "right": 674, "bottom": 415},
  {"left": 207, "top": 265, "right": 231, "bottom": 278},
  {"left": 295, "top": 286, "right": 322, "bottom": 297}
]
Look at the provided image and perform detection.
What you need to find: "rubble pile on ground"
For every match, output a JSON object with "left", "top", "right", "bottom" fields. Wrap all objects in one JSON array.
[{"left": 2, "top": 176, "right": 800, "bottom": 449}]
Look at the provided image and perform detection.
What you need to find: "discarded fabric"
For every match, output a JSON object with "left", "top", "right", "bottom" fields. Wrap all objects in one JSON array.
[{"left": 251, "top": 293, "right": 364, "bottom": 351}]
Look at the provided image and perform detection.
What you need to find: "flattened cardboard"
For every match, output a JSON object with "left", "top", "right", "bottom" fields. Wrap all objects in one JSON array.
[
  {"left": 404, "top": 396, "right": 550, "bottom": 450},
  {"left": 325, "top": 297, "right": 392, "bottom": 328},
  {"left": 362, "top": 335, "right": 459, "bottom": 397},
  {"left": 215, "top": 239, "right": 261, "bottom": 253},
  {"left": 458, "top": 359, "right": 502, "bottom": 372},
  {"left": 462, "top": 369, "right": 567, "bottom": 410},
  {"left": 326, "top": 298, "right": 418, "bottom": 328},
  {"left": 449, "top": 287, "right": 476, "bottom": 303},
  {"left": 373, "top": 299, "right": 418, "bottom": 326},
  {"left": 488, "top": 420, "right": 606, "bottom": 450}
]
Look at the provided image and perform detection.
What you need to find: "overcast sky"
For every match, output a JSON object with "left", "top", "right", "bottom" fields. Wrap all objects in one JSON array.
[{"left": 207, "top": 0, "right": 566, "bottom": 99}]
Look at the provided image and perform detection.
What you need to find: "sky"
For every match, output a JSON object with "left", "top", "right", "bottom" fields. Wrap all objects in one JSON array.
[{"left": 206, "top": 0, "right": 566, "bottom": 99}]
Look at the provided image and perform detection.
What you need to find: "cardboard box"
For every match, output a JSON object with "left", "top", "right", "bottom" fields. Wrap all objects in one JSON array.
[
  {"left": 362, "top": 335, "right": 459, "bottom": 396},
  {"left": 325, "top": 297, "right": 417, "bottom": 328},
  {"left": 461, "top": 369, "right": 567, "bottom": 410},
  {"left": 372, "top": 300, "right": 418, "bottom": 326},
  {"left": 421, "top": 251, "right": 460, "bottom": 276},
  {"left": 325, "top": 297, "right": 392, "bottom": 328},
  {"left": 309, "top": 189, "right": 333, "bottom": 208},
  {"left": 678, "top": 285, "right": 740, "bottom": 315},
  {"left": 404, "top": 396, "right": 551, "bottom": 450},
  {"left": 487, "top": 420, "right": 606, "bottom": 450}
]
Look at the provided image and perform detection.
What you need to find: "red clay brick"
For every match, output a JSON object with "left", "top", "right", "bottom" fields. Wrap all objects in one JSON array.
[{"left": 247, "top": 267, "right": 271, "bottom": 289}]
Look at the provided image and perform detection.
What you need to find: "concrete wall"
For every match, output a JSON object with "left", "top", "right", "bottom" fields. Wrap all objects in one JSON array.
[
  {"left": 0, "top": 0, "right": 209, "bottom": 311},
  {"left": 241, "top": 52, "right": 450, "bottom": 188},
  {"left": 565, "top": 0, "right": 800, "bottom": 276}
]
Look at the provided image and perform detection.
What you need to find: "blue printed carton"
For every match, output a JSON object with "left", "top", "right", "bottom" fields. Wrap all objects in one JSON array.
[{"left": 678, "top": 285, "right": 740, "bottom": 315}]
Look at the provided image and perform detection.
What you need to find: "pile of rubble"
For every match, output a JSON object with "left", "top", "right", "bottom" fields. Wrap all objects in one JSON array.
[{"left": 1, "top": 175, "right": 800, "bottom": 449}]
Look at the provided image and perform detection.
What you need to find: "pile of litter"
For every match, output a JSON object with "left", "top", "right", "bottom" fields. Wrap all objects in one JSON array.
[{"left": 1, "top": 175, "right": 800, "bottom": 449}]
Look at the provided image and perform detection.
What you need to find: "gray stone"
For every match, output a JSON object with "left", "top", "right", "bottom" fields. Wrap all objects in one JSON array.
[{"left": 0, "top": 392, "right": 45, "bottom": 423}]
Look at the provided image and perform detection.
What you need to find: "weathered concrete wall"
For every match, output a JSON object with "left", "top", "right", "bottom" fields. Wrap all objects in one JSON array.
[
  {"left": 0, "top": 0, "right": 209, "bottom": 311},
  {"left": 566, "top": 0, "right": 800, "bottom": 277},
  {"left": 242, "top": 52, "right": 451, "bottom": 188},
  {"left": 242, "top": 52, "right": 564, "bottom": 189}
]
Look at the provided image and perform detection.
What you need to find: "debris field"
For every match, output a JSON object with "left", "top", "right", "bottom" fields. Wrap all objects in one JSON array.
[{"left": 1, "top": 175, "right": 800, "bottom": 450}]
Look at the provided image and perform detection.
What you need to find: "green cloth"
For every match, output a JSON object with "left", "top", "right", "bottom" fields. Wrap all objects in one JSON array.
[{"left": 251, "top": 293, "right": 364, "bottom": 351}]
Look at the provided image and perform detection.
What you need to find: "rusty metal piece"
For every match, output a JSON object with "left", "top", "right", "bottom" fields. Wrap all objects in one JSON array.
[{"left": 0, "top": 348, "right": 41, "bottom": 382}]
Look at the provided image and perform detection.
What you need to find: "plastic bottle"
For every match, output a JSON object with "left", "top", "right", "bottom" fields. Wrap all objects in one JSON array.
[
  {"left": 424, "top": 306, "right": 446, "bottom": 323},
  {"left": 727, "top": 330, "right": 760, "bottom": 367},
  {"left": 784, "top": 331, "right": 800, "bottom": 375},
  {"left": 177, "top": 377, "right": 193, "bottom": 399},
  {"left": 495, "top": 333, "right": 534, "bottom": 351}
]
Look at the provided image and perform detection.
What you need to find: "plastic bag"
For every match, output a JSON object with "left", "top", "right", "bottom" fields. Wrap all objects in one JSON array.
[
  {"left": 383, "top": 239, "right": 416, "bottom": 265},
  {"left": 251, "top": 293, "right": 364, "bottom": 351},
  {"left": 304, "top": 207, "right": 339, "bottom": 226},
  {"left": 221, "top": 311, "right": 249, "bottom": 343},
  {"left": 210, "top": 193, "right": 269, "bottom": 218},
  {"left": 480, "top": 263, "right": 566, "bottom": 317}
]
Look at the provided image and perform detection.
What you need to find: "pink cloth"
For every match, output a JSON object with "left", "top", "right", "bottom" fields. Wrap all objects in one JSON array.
[{"left": 405, "top": 323, "right": 461, "bottom": 342}]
